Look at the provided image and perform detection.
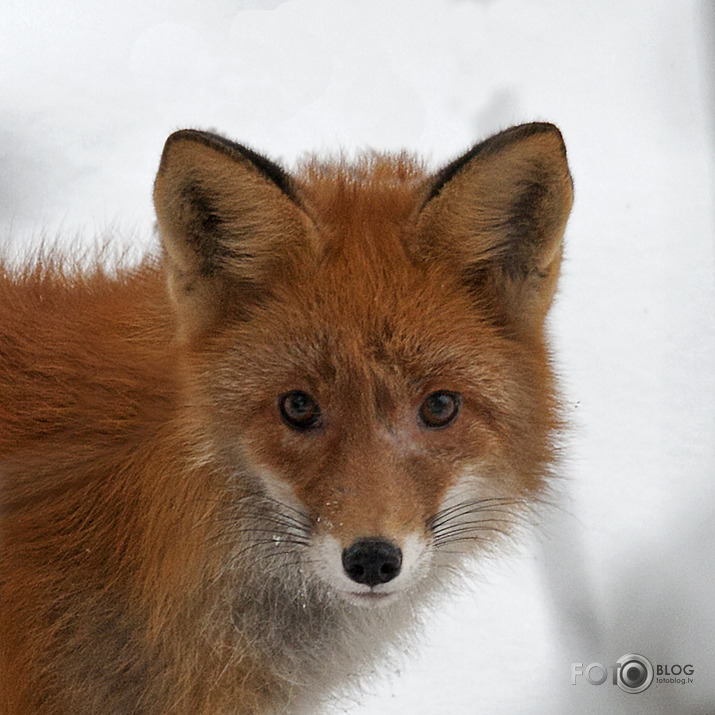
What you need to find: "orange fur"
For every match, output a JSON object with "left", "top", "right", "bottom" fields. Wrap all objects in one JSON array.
[{"left": 0, "top": 124, "right": 572, "bottom": 714}]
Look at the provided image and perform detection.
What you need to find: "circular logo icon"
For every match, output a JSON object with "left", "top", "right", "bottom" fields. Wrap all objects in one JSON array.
[{"left": 616, "top": 653, "right": 654, "bottom": 693}]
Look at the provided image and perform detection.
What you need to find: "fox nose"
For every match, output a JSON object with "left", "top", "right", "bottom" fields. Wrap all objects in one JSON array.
[{"left": 342, "top": 538, "right": 403, "bottom": 587}]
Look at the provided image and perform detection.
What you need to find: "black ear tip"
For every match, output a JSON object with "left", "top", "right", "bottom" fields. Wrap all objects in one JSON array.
[
  {"left": 426, "top": 122, "right": 569, "bottom": 204},
  {"left": 157, "top": 129, "right": 205, "bottom": 176},
  {"left": 157, "top": 129, "right": 297, "bottom": 202},
  {"left": 164, "top": 128, "right": 203, "bottom": 143},
  {"left": 486, "top": 122, "right": 567, "bottom": 155},
  {"left": 528, "top": 124, "right": 569, "bottom": 162},
  {"left": 159, "top": 129, "right": 228, "bottom": 164},
  {"left": 524, "top": 122, "right": 567, "bottom": 152},
  {"left": 516, "top": 121, "right": 562, "bottom": 135}
]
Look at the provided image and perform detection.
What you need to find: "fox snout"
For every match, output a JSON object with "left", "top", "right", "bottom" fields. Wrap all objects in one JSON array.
[
  {"left": 341, "top": 538, "right": 403, "bottom": 587},
  {"left": 306, "top": 511, "right": 432, "bottom": 606}
]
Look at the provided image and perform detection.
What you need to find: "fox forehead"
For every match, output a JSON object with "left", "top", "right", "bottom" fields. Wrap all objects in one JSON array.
[
  {"left": 208, "top": 162, "right": 497, "bottom": 390},
  {"left": 201, "top": 186, "right": 509, "bottom": 429},
  {"left": 210, "top": 265, "right": 501, "bottom": 408}
]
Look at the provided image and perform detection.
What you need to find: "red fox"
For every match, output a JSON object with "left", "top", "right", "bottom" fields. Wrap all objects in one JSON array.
[{"left": 0, "top": 123, "right": 572, "bottom": 714}]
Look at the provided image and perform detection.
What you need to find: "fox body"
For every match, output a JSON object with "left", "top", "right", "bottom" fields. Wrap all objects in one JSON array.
[{"left": 0, "top": 123, "right": 572, "bottom": 714}]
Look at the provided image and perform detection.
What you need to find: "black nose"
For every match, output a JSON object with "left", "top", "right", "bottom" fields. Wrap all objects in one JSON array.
[{"left": 342, "top": 538, "right": 403, "bottom": 587}]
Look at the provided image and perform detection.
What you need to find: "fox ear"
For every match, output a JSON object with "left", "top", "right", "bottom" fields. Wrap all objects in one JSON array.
[
  {"left": 154, "top": 130, "right": 313, "bottom": 336},
  {"left": 417, "top": 123, "right": 573, "bottom": 335}
]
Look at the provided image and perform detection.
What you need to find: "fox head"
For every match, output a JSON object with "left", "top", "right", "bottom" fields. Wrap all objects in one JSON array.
[{"left": 153, "top": 124, "right": 572, "bottom": 607}]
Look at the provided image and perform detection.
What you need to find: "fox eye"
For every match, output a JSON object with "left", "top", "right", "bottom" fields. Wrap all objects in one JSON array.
[
  {"left": 419, "top": 391, "right": 461, "bottom": 429},
  {"left": 279, "top": 390, "right": 322, "bottom": 431}
]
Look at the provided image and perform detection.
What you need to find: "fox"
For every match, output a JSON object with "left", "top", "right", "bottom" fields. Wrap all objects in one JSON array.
[{"left": 0, "top": 122, "right": 573, "bottom": 714}]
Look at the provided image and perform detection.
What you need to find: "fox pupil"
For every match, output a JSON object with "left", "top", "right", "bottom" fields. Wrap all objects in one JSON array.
[{"left": 280, "top": 390, "right": 321, "bottom": 430}]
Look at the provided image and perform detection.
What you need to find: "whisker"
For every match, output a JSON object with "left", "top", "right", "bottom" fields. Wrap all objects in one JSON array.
[
  {"left": 427, "top": 496, "right": 527, "bottom": 528},
  {"left": 220, "top": 526, "right": 310, "bottom": 540},
  {"left": 262, "top": 499, "right": 312, "bottom": 527},
  {"left": 257, "top": 548, "right": 309, "bottom": 559},
  {"left": 243, "top": 510, "right": 311, "bottom": 531},
  {"left": 432, "top": 534, "right": 494, "bottom": 548},
  {"left": 431, "top": 550, "right": 478, "bottom": 560},
  {"left": 216, "top": 536, "right": 311, "bottom": 556},
  {"left": 433, "top": 530, "right": 509, "bottom": 548},
  {"left": 430, "top": 506, "right": 523, "bottom": 532},
  {"left": 224, "top": 488, "right": 312, "bottom": 528},
  {"left": 433, "top": 520, "right": 515, "bottom": 539},
  {"left": 431, "top": 495, "right": 521, "bottom": 516},
  {"left": 433, "top": 521, "right": 511, "bottom": 538},
  {"left": 235, "top": 513, "right": 311, "bottom": 534},
  {"left": 223, "top": 537, "right": 310, "bottom": 564},
  {"left": 205, "top": 530, "right": 309, "bottom": 549}
]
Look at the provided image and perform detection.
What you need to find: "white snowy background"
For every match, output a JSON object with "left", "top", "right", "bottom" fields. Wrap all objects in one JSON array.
[{"left": 2, "top": 1, "right": 714, "bottom": 713}]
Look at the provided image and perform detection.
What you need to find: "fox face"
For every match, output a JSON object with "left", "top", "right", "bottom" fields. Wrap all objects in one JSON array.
[{"left": 153, "top": 124, "right": 572, "bottom": 610}]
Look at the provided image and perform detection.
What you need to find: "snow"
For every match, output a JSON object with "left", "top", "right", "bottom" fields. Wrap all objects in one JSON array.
[{"left": 2, "top": 0, "right": 714, "bottom": 712}]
